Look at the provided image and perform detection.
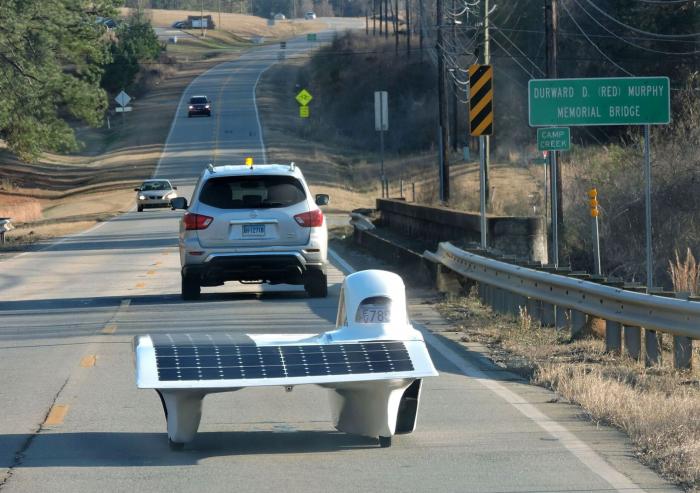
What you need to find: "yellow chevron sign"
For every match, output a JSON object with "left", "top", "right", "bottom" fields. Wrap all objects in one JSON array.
[{"left": 469, "top": 64, "right": 493, "bottom": 136}]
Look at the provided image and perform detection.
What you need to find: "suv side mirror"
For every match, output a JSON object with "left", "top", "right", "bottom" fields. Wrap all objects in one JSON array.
[
  {"left": 134, "top": 188, "right": 141, "bottom": 192},
  {"left": 315, "top": 194, "right": 330, "bottom": 206},
  {"left": 172, "top": 186, "right": 178, "bottom": 190},
  {"left": 170, "top": 197, "right": 188, "bottom": 210}
]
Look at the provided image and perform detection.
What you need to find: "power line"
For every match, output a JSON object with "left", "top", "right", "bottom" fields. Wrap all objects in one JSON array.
[
  {"left": 581, "top": 0, "right": 700, "bottom": 39},
  {"left": 572, "top": 0, "right": 700, "bottom": 56},
  {"left": 560, "top": 0, "right": 635, "bottom": 76},
  {"left": 490, "top": 21, "right": 545, "bottom": 75}
]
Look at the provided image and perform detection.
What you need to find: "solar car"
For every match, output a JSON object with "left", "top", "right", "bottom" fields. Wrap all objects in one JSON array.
[{"left": 134, "top": 269, "right": 438, "bottom": 449}]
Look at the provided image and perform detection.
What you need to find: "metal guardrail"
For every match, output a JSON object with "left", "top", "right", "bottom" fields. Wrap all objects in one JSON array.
[
  {"left": 424, "top": 242, "right": 697, "bottom": 368},
  {"left": 349, "top": 212, "right": 376, "bottom": 232},
  {"left": 0, "top": 218, "right": 13, "bottom": 245}
]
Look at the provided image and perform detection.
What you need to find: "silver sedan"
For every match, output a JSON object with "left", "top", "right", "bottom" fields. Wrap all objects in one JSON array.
[{"left": 135, "top": 179, "right": 178, "bottom": 212}]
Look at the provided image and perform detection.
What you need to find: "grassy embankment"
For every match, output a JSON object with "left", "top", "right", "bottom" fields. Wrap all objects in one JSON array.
[{"left": 438, "top": 293, "right": 700, "bottom": 491}]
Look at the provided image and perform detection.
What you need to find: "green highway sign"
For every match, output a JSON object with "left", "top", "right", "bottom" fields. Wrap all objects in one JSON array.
[
  {"left": 307, "top": 33, "right": 317, "bottom": 42},
  {"left": 537, "top": 127, "right": 570, "bottom": 151},
  {"left": 528, "top": 77, "right": 670, "bottom": 127}
]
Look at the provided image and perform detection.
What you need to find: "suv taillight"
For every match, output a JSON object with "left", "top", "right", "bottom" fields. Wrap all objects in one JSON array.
[
  {"left": 183, "top": 212, "right": 213, "bottom": 230},
  {"left": 294, "top": 209, "right": 323, "bottom": 227}
]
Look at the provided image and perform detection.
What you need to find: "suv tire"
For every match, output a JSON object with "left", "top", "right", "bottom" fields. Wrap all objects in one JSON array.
[
  {"left": 181, "top": 274, "right": 201, "bottom": 300},
  {"left": 137, "top": 205, "right": 143, "bottom": 212},
  {"left": 305, "top": 271, "right": 327, "bottom": 298}
]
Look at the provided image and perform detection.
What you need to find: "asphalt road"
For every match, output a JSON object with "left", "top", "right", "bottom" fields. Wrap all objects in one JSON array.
[{"left": 0, "top": 22, "right": 679, "bottom": 493}]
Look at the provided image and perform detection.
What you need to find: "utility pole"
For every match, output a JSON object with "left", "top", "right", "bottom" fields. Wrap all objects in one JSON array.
[
  {"left": 483, "top": 0, "right": 491, "bottom": 206},
  {"left": 201, "top": 0, "right": 205, "bottom": 37},
  {"left": 437, "top": 0, "right": 449, "bottom": 201},
  {"left": 373, "top": 0, "right": 377, "bottom": 35},
  {"left": 379, "top": 0, "right": 383, "bottom": 35},
  {"left": 419, "top": 0, "right": 424, "bottom": 58},
  {"left": 406, "top": 0, "right": 411, "bottom": 56},
  {"left": 544, "top": 0, "right": 562, "bottom": 266},
  {"left": 385, "top": 0, "right": 389, "bottom": 38},
  {"left": 451, "top": 0, "right": 458, "bottom": 152}
]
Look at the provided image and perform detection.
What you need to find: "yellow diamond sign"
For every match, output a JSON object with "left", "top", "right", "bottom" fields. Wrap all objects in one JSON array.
[{"left": 296, "top": 89, "right": 313, "bottom": 106}]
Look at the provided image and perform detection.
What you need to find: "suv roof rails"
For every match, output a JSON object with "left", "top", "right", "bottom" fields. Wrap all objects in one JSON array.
[
  {"left": 207, "top": 163, "right": 216, "bottom": 173},
  {"left": 289, "top": 162, "right": 295, "bottom": 171}
]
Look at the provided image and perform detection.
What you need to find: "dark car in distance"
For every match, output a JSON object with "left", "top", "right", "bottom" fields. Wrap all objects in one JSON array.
[{"left": 188, "top": 95, "right": 211, "bottom": 117}]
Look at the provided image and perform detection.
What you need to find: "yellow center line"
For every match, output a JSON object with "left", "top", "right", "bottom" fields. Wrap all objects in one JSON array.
[
  {"left": 135, "top": 282, "right": 146, "bottom": 289},
  {"left": 101, "top": 324, "right": 117, "bottom": 334},
  {"left": 79, "top": 355, "right": 97, "bottom": 367},
  {"left": 44, "top": 404, "right": 69, "bottom": 426},
  {"left": 147, "top": 270, "right": 156, "bottom": 276},
  {"left": 212, "top": 75, "right": 233, "bottom": 164}
]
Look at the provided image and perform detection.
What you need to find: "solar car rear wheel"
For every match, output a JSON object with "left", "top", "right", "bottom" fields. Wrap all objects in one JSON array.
[
  {"left": 168, "top": 439, "right": 185, "bottom": 451},
  {"left": 305, "top": 271, "right": 327, "bottom": 298},
  {"left": 379, "top": 436, "right": 392, "bottom": 448},
  {"left": 181, "top": 274, "right": 201, "bottom": 300}
]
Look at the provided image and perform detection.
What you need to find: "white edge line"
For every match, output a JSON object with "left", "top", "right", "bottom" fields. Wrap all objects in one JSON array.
[
  {"left": 328, "top": 246, "right": 646, "bottom": 493},
  {"left": 253, "top": 64, "right": 273, "bottom": 165}
]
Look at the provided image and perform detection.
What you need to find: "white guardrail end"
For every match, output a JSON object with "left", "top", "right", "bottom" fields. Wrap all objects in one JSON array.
[{"left": 424, "top": 241, "right": 700, "bottom": 339}]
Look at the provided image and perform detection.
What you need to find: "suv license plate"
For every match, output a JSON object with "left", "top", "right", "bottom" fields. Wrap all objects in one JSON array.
[{"left": 242, "top": 224, "right": 266, "bottom": 236}]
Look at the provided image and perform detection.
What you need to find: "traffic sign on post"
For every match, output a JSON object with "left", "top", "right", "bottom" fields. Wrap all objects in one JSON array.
[
  {"left": 469, "top": 64, "right": 493, "bottom": 136},
  {"left": 299, "top": 106, "right": 309, "bottom": 118},
  {"left": 528, "top": 77, "right": 670, "bottom": 127},
  {"left": 115, "top": 90, "right": 131, "bottom": 108},
  {"left": 295, "top": 89, "right": 313, "bottom": 106},
  {"left": 537, "top": 127, "right": 570, "bottom": 151}
]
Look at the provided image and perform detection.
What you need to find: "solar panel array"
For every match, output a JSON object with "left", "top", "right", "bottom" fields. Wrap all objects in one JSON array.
[{"left": 151, "top": 334, "right": 414, "bottom": 382}]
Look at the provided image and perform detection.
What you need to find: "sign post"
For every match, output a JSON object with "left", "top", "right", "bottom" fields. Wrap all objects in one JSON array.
[
  {"left": 374, "top": 91, "right": 388, "bottom": 197},
  {"left": 528, "top": 76, "right": 670, "bottom": 277},
  {"left": 468, "top": 64, "right": 494, "bottom": 249},
  {"left": 588, "top": 188, "right": 602, "bottom": 275}
]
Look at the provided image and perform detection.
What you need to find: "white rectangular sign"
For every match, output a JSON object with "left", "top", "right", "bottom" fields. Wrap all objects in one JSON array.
[
  {"left": 115, "top": 106, "right": 132, "bottom": 112},
  {"left": 374, "top": 91, "right": 388, "bottom": 131},
  {"left": 192, "top": 18, "right": 209, "bottom": 28}
]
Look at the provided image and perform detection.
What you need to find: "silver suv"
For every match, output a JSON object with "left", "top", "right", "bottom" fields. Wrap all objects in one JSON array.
[{"left": 171, "top": 163, "right": 329, "bottom": 300}]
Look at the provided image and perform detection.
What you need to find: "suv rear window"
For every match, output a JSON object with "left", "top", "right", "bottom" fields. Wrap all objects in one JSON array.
[
  {"left": 199, "top": 175, "right": 306, "bottom": 209},
  {"left": 190, "top": 97, "right": 208, "bottom": 104}
]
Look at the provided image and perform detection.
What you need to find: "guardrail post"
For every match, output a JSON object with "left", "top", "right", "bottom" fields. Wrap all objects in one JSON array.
[
  {"left": 570, "top": 310, "right": 587, "bottom": 337},
  {"left": 555, "top": 307, "right": 569, "bottom": 331},
  {"left": 605, "top": 321, "right": 622, "bottom": 354},
  {"left": 624, "top": 325, "right": 642, "bottom": 361},
  {"left": 673, "top": 292, "right": 693, "bottom": 370},
  {"left": 512, "top": 293, "right": 527, "bottom": 318},
  {"left": 525, "top": 297, "right": 542, "bottom": 324},
  {"left": 540, "top": 302, "right": 555, "bottom": 327},
  {"left": 645, "top": 329, "right": 661, "bottom": 366}
]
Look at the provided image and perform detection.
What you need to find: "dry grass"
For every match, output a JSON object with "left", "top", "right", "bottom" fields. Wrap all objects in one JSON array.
[
  {"left": 669, "top": 248, "right": 700, "bottom": 296},
  {"left": 124, "top": 8, "right": 325, "bottom": 40},
  {"left": 0, "top": 195, "right": 42, "bottom": 223},
  {"left": 535, "top": 365, "right": 700, "bottom": 490},
  {"left": 438, "top": 292, "right": 700, "bottom": 491}
]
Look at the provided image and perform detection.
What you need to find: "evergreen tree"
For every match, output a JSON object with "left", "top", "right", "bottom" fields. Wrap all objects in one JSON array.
[{"left": 0, "top": 0, "right": 120, "bottom": 161}]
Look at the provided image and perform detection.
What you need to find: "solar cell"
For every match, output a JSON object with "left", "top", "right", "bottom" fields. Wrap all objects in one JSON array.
[{"left": 152, "top": 337, "right": 414, "bottom": 382}]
